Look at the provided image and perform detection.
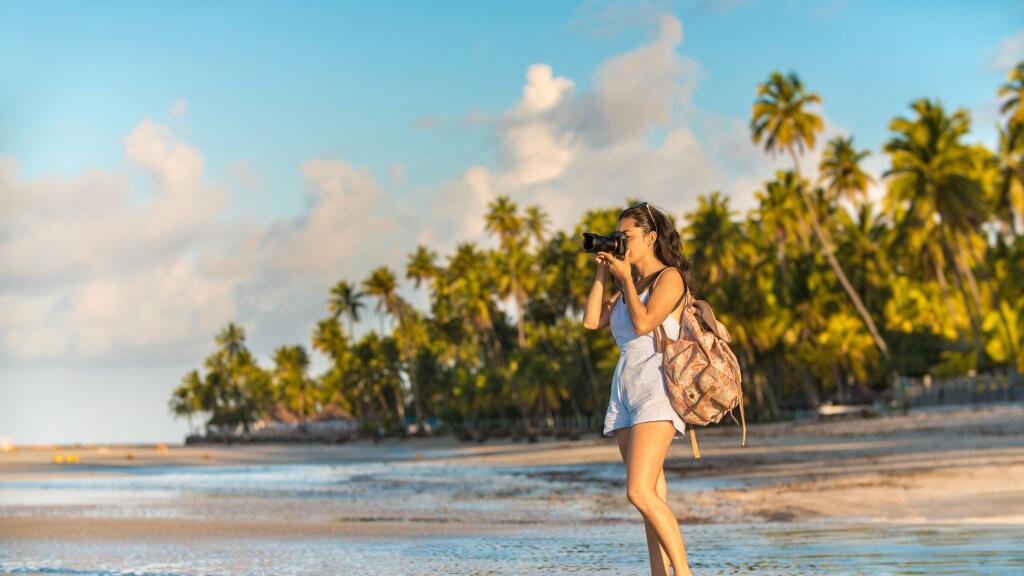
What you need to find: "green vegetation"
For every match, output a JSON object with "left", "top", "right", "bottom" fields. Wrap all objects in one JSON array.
[{"left": 171, "top": 65, "right": 1024, "bottom": 438}]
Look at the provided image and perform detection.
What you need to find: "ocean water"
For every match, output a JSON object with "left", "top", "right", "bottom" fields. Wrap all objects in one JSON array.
[{"left": 1, "top": 460, "right": 1022, "bottom": 575}]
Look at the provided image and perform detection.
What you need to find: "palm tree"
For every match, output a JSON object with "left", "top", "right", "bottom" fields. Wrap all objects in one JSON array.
[
  {"left": 351, "top": 331, "right": 405, "bottom": 424},
  {"left": 215, "top": 322, "right": 247, "bottom": 362},
  {"left": 168, "top": 370, "right": 204, "bottom": 434},
  {"left": 883, "top": 98, "right": 991, "bottom": 370},
  {"left": 485, "top": 195, "right": 529, "bottom": 348},
  {"left": 312, "top": 316, "right": 349, "bottom": 364},
  {"left": 362, "top": 266, "right": 402, "bottom": 334},
  {"left": 751, "top": 171, "right": 827, "bottom": 405},
  {"left": 403, "top": 245, "right": 443, "bottom": 430},
  {"left": 184, "top": 323, "right": 268, "bottom": 438},
  {"left": 406, "top": 245, "right": 439, "bottom": 291},
  {"left": 756, "top": 170, "right": 814, "bottom": 292},
  {"left": 998, "top": 62, "right": 1024, "bottom": 129},
  {"left": 447, "top": 243, "right": 503, "bottom": 357},
  {"left": 328, "top": 280, "right": 364, "bottom": 338},
  {"left": 272, "top": 344, "right": 314, "bottom": 421},
  {"left": 751, "top": 71, "right": 890, "bottom": 358},
  {"left": 750, "top": 71, "right": 824, "bottom": 174},
  {"left": 524, "top": 205, "right": 551, "bottom": 251},
  {"left": 819, "top": 136, "right": 874, "bottom": 205},
  {"left": 996, "top": 119, "right": 1024, "bottom": 236},
  {"left": 682, "top": 191, "right": 744, "bottom": 287},
  {"left": 362, "top": 266, "right": 414, "bottom": 421}
]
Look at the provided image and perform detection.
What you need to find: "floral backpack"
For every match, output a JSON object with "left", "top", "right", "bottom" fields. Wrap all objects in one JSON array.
[{"left": 651, "top": 269, "right": 747, "bottom": 460}]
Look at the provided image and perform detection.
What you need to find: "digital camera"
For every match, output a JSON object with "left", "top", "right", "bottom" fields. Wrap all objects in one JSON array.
[{"left": 582, "top": 231, "right": 627, "bottom": 260}]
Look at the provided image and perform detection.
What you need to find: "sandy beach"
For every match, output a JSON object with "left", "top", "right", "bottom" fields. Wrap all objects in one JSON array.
[{"left": 3, "top": 403, "right": 1023, "bottom": 543}]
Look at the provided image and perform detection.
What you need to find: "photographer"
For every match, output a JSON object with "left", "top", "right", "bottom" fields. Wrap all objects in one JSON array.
[{"left": 581, "top": 201, "right": 695, "bottom": 576}]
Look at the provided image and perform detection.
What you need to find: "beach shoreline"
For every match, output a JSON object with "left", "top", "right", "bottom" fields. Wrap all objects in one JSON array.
[{"left": 2, "top": 403, "right": 1023, "bottom": 540}]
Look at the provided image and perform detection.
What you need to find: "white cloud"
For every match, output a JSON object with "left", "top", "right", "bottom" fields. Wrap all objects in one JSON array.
[
  {"left": 464, "top": 13, "right": 716, "bottom": 231},
  {"left": 990, "top": 28, "right": 1024, "bottom": 72},
  {"left": 0, "top": 10, "right": 860, "bottom": 368},
  {"left": 272, "top": 158, "right": 402, "bottom": 281},
  {"left": 388, "top": 163, "right": 407, "bottom": 186},
  {"left": 169, "top": 98, "right": 189, "bottom": 119},
  {"left": 584, "top": 14, "right": 694, "bottom": 143},
  {"left": 498, "top": 64, "right": 578, "bottom": 186},
  {"left": 570, "top": 0, "right": 680, "bottom": 38},
  {"left": 0, "top": 116, "right": 235, "bottom": 362}
]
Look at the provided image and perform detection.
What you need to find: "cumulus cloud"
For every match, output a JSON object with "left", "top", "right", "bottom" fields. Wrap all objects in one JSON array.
[
  {"left": 583, "top": 14, "right": 695, "bottom": 143},
  {"left": 275, "top": 158, "right": 402, "bottom": 279},
  {"left": 1, "top": 9, "right": 857, "bottom": 367},
  {"left": 450, "top": 13, "right": 718, "bottom": 235},
  {"left": 0, "top": 126, "right": 411, "bottom": 365},
  {"left": 989, "top": 28, "right": 1024, "bottom": 72},
  {"left": 0, "top": 143, "right": 235, "bottom": 362}
]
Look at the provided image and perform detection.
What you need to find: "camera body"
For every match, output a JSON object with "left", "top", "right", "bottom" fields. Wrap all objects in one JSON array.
[{"left": 582, "top": 231, "right": 627, "bottom": 260}]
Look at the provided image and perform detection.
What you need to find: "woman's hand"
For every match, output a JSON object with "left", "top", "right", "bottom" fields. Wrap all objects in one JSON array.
[{"left": 595, "top": 249, "right": 631, "bottom": 283}]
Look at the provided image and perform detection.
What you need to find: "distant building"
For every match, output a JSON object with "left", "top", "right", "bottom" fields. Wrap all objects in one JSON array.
[{"left": 250, "top": 403, "right": 359, "bottom": 439}]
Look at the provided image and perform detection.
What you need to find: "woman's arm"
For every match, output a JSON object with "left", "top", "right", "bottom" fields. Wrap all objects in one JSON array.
[
  {"left": 623, "top": 268, "right": 685, "bottom": 335},
  {"left": 582, "top": 261, "right": 621, "bottom": 330}
]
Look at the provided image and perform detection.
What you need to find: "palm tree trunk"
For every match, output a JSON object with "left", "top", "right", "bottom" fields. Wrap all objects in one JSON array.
[
  {"left": 788, "top": 148, "right": 890, "bottom": 358},
  {"left": 958, "top": 230, "right": 1020, "bottom": 385},
  {"left": 392, "top": 379, "right": 406, "bottom": 423},
  {"left": 516, "top": 292, "right": 527, "bottom": 348},
  {"left": 509, "top": 266, "right": 526, "bottom": 348},
  {"left": 374, "top": 387, "right": 390, "bottom": 421},
  {"left": 831, "top": 360, "right": 845, "bottom": 403},
  {"left": 818, "top": 219, "right": 890, "bottom": 357},
  {"left": 929, "top": 245, "right": 968, "bottom": 348},
  {"left": 742, "top": 343, "right": 779, "bottom": 418},
  {"left": 576, "top": 333, "right": 602, "bottom": 415},
  {"left": 954, "top": 236, "right": 985, "bottom": 325},
  {"left": 409, "top": 363, "right": 425, "bottom": 427},
  {"left": 939, "top": 226, "right": 984, "bottom": 370},
  {"left": 800, "top": 363, "right": 820, "bottom": 407},
  {"left": 739, "top": 344, "right": 764, "bottom": 419},
  {"left": 484, "top": 322, "right": 531, "bottom": 435}
]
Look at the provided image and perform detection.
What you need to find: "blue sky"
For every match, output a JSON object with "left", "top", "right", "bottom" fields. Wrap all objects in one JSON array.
[
  {"left": 1, "top": 0, "right": 1021, "bottom": 444},
  {"left": 5, "top": 1, "right": 1018, "bottom": 215}
]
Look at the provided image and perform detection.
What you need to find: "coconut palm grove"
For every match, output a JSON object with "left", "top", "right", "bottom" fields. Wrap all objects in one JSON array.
[{"left": 169, "top": 65, "right": 1024, "bottom": 440}]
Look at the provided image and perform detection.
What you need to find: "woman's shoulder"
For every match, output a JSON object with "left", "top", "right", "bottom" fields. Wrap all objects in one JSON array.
[{"left": 651, "top": 266, "right": 685, "bottom": 293}]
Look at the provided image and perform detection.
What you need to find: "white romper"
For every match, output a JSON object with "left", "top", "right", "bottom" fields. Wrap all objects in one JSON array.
[{"left": 602, "top": 270, "right": 687, "bottom": 440}]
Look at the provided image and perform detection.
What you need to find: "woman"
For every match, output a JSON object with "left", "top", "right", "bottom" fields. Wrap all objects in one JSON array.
[{"left": 582, "top": 201, "right": 694, "bottom": 576}]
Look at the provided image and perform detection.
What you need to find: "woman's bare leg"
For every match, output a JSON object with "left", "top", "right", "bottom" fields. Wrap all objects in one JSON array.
[
  {"left": 627, "top": 421, "right": 692, "bottom": 575},
  {"left": 616, "top": 429, "right": 671, "bottom": 575},
  {"left": 646, "top": 468, "right": 673, "bottom": 574}
]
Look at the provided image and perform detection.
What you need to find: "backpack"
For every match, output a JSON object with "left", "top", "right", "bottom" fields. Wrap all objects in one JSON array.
[{"left": 650, "top": 269, "right": 747, "bottom": 460}]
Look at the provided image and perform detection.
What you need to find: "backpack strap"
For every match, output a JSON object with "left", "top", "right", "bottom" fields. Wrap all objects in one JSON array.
[
  {"left": 650, "top": 268, "right": 688, "bottom": 353},
  {"left": 689, "top": 428, "right": 701, "bottom": 459},
  {"left": 739, "top": 390, "right": 747, "bottom": 448},
  {"left": 646, "top": 266, "right": 673, "bottom": 293}
]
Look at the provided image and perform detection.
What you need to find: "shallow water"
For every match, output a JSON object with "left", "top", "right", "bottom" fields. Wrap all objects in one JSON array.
[
  {"left": 2, "top": 522, "right": 1022, "bottom": 575},
  {"left": 1, "top": 460, "right": 1022, "bottom": 575}
]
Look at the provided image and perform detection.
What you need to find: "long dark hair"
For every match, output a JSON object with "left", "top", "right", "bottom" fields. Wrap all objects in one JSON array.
[{"left": 617, "top": 202, "right": 694, "bottom": 298}]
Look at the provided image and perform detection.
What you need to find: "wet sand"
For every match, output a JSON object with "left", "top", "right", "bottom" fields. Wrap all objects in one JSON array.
[{"left": 2, "top": 403, "right": 1023, "bottom": 541}]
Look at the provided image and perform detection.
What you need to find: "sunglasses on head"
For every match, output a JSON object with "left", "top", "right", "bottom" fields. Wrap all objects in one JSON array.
[{"left": 631, "top": 201, "right": 657, "bottom": 235}]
